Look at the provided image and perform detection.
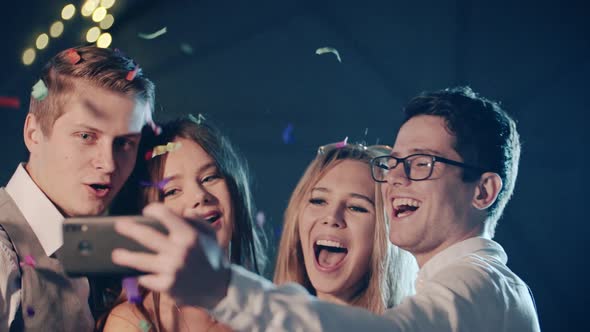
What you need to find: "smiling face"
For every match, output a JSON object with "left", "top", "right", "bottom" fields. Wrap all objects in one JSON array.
[
  {"left": 160, "top": 137, "right": 234, "bottom": 250},
  {"left": 25, "top": 82, "right": 147, "bottom": 217},
  {"left": 382, "top": 115, "right": 482, "bottom": 266},
  {"left": 298, "top": 159, "right": 376, "bottom": 304}
]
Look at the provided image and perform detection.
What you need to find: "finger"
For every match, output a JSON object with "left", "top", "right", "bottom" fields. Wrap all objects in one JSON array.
[
  {"left": 143, "top": 203, "right": 198, "bottom": 244},
  {"left": 114, "top": 219, "right": 169, "bottom": 253},
  {"left": 111, "top": 248, "right": 162, "bottom": 274},
  {"left": 136, "top": 274, "right": 171, "bottom": 293}
]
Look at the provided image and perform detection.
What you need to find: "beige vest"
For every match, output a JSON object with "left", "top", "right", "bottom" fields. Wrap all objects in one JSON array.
[{"left": 0, "top": 188, "right": 94, "bottom": 331}]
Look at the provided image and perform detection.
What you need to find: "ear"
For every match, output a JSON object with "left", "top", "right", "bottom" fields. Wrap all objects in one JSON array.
[
  {"left": 472, "top": 172, "right": 503, "bottom": 210},
  {"left": 23, "top": 113, "right": 43, "bottom": 153}
]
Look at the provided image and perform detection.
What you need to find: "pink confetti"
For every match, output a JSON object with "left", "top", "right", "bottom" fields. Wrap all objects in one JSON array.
[
  {"left": 335, "top": 136, "right": 349, "bottom": 148},
  {"left": 0, "top": 96, "right": 20, "bottom": 109},
  {"left": 65, "top": 48, "right": 81, "bottom": 65},
  {"left": 19, "top": 255, "right": 36, "bottom": 268},
  {"left": 126, "top": 64, "right": 139, "bottom": 81},
  {"left": 122, "top": 277, "right": 142, "bottom": 304}
]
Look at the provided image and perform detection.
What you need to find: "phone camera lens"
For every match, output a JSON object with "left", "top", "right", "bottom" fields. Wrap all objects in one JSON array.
[{"left": 78, "top": 241, "right": 93, "bottom": 256}]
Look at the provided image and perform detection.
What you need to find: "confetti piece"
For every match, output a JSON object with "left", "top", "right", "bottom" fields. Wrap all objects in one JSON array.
[
  {"left": 31, "top": 80, "right": 48, "bottom": 101},
  {"left": 138, "top": 319, "right": 151, "bottom": 332},
  {"left": 282, "top": 123, "right": 294, "bottom": 144},
  {"left": 139, "top": 177, "right": 172, "bottom": 191},
  {"left": 255, "top": 211, "right": 266, "bottom": 227},
  {"left": 274, "top": 226, "right": 283, "bottom": 240},
  {"left": 146, "top": 119, "right": 162, "bottom": 136},
  {"left": 188, "top": 113, "right": 205, "bottom": 125},
  {"left": 126, "top": 64, "right": 139, "bottom": 81},
  {"left": 26, "top": 306, "right": 35, "bottom": 317},
  {"left": 364, "top": 128, "right": 368, "bottom": 136},
  {"left": 180, "top": 43, "right": 193, "bottom": 55},
  {"left": 0, "top": 96, "right": 20, "bottom": 109},
  {"left": 123, "top": 277, "right": 142, "bottom": 304},
  {"left": 19, "top": 255, "right": 36, "bottom": 268},
  {"left": 145, "top": 142, "right": 182, "bottom": 160},
  {"left": 138, "top": 27, "right": 167, "bottom": 40},
  {"left": 315, "top": 47, "right": 342, "bottom": 63},
  {"left": 65, "top": 48, "right": 81, "bottom": 65},
  {"left": 335, "top": 136, "right": 349, "bottom": 148}
]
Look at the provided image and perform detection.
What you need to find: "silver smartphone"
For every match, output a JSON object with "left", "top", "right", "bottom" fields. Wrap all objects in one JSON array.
[{"left": 61, "top": 216, "right": 167, "bottom": 277}]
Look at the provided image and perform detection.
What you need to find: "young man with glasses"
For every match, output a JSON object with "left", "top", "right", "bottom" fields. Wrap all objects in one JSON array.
[{"left": 114, "top": 87, "right": 540, "bottom": 331}]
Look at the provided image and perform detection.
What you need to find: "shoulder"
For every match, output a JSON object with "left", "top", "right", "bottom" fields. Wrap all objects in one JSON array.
[{"left": 103, "top": 302, "right": 148, "bottom": 332}]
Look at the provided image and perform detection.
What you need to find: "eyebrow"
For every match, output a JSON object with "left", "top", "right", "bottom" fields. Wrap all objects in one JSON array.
[
  {"left": 391, "top": 148, "right": 445, "bottom": 157},
  {"left": 311, "top": 187, "right": 375, "bottom": 205}
]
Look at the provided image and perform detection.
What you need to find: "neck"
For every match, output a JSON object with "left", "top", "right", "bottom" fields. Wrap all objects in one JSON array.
[{"left": 414, "top": 225, "right": 484, "bottom": 268}]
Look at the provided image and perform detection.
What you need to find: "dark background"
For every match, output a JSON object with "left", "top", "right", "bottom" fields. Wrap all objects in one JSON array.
[{"left": 1, "top": 0, "right": 587, "bottom": 330}]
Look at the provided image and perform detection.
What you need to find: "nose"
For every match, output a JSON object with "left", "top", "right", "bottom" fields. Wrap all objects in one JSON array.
[
  {"left": 94, "top": 141, "right": 116, "bottom": 173},
  {"left": 320, "top": 205, "right": 346, "bottom": 228},
  {"left": 188, "top": 183, "right": 213, "bottom": 209},
  {"left": 385, "top": 162, "right": 410, "bottom": 187}
]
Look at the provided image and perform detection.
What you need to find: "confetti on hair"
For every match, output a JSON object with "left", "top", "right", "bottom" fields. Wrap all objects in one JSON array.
[
  {"left": 139, "top": 177, "right": 172, "bottom": 191},
  {"left": 31, "top": 80, "right": 48, "bottom": 101},
  {"left": 180, "top": 43, "right": 193, "bottom": 55},
  {"left": 145, "top": 142, "right": 182, "bottom": 160},
  {"left": 65, "top": 48, "right": 81, "bottom": 65},
  {"left": 138, "top": 27, "right": 167, "bottom": 40},
  {"left": 274, "top": 226, "right": 283, "bottom": 240},
  {"left": 188, "top": 113, "right": 205, "bottom": 125},
  {"left": 19, "top": 255, "right": 36, "bottom": 268},
  {"left": 138, "top": 319, "right": 151, "bottom": 332},
  {"left": 122, "top": 277, "right": 142, "bottom": 304},
  {"left": 26, "top": 306, "right": 35, "bottom": 317},
  {"left": 255, "top": 211, "right": 266, "bottom": 227},
  {"left": 282, "top": 123, "right": 294, "bottom": 144},
  {"left": 126, "top": 64, "right": 140, "bottom": 81},
  {"left": 0, "top": 96, "right": 20, "bottom": 109},
  {"left": 315, "top": 47, "right": 342, "bottom": 63},
  {"left": 335, "top": 136, "right": 349, "bottom": 148}
]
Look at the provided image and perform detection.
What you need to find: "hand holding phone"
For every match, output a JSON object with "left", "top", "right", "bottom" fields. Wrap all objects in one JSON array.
[{"left": 61, "top": 216, "right": 167, "bottom": 277}]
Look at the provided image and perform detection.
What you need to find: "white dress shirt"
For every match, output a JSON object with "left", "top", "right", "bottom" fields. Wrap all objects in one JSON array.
[
  {"left": 0, "top": 164, "right": 88, "bottom": 330},
  {"left": 212, "top": 237, "right": 540, "bottom": 332}
]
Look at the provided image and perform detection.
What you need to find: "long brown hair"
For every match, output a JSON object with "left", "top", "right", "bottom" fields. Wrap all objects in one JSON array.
[
  {"left": 98, "top": 116, "right": 266, "bottom": 331},
  {"left": 273, "top": 144, "right": 417, "bottom": 314}
]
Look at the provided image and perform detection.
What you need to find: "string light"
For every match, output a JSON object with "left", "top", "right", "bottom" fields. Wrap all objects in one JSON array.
[
  {"left": 96, "top": 32, "right": 112, "bottom": 48},
  {"left": 22, "top": 48, "right": 36, "bottom": 66},
  {"left": 61, "top": 4, "right": 76, "bottom": 20},
  {"left": 50, "top": 21, "right": 64, "bottom": 38}
]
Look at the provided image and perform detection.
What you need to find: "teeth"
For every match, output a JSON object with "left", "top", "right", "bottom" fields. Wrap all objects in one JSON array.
[
  {"left": 393, "top": 198, "right": 421, "bottom": 209},
  {"left": 316, "top": 239, "right": 345, "bottom": 248}
]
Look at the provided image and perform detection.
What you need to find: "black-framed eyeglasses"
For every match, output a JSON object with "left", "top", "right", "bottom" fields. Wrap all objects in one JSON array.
[{"left": 370, "top": 153, "right": 486, "bottom": 182}]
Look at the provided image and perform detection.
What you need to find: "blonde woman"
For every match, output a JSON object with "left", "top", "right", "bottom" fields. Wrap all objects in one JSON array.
[{"left": 274, "top": 142, "right": 417, "bottom": 313}]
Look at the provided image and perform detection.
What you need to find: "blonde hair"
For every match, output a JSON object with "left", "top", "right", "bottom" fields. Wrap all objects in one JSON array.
[{"left": 273, "top": 144, "right": 417, "bottom": 313}]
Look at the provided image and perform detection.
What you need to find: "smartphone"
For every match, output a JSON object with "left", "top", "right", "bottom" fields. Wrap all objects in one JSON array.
[{"left": 61, "top": 216, "right": 167, "bottom": 277}]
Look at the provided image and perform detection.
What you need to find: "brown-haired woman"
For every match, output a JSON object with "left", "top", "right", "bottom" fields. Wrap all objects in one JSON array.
[{"left": 98, "top": 116, "right": 266, "bottom": 331}]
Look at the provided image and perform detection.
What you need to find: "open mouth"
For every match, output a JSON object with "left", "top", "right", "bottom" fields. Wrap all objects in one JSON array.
[
  {"left": 203, "top": 213, "right": 221, "bottom": 224},
  {"left": 88, "top": 183, "right": 111, "bottom": 197},
  {"left": 314, "top": 239, "right": 348, "bottom": 270},
  {"left": 393, "top": 197, "right": 421, "bottom": 218}
]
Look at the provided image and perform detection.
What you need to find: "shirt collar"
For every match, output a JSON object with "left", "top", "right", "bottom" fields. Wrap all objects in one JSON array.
[
  {"left": 5, "top": 163, "right": 64, "bottom": 256},
  {"left": 418, "top": 236, "right": 508, "bottom": 281}
]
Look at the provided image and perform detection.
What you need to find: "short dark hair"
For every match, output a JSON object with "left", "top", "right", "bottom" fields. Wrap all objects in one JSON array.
[
  {"left": 403, "top": 86, "right": 520, "bottom": 237},
  {"left": 30, "top": 45, "right": 155, "bottom": 136}
]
